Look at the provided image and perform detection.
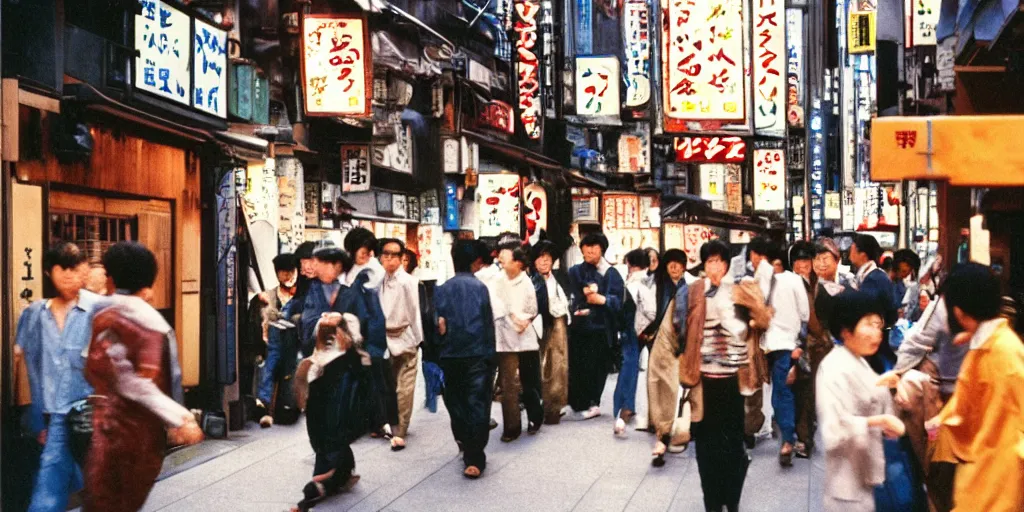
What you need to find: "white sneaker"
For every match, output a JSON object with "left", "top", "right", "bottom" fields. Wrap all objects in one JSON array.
[
  {"left": 614, "top": 418, "right": 626, "bottom": 436},
  {"left": 582, "top": 406, "right": 602, "bottom": 420}
]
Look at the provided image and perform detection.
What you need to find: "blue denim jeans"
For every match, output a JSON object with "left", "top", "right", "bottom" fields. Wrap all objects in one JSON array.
[
  {"left": 768, "top": 350, "right": 797, "bottom": 445},
  {"left": 613, "top": 329, "right": 641, "bottom": 418},
  {"left": 29, "top": 414, "right": 83, "bottom": 512},
  {"left": 258, "top": 336, "right": 284, "bottom": 406}
]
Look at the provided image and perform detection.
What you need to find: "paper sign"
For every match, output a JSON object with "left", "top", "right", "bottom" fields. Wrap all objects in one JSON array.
[
  {"left": 135, "top": 1, "right": 190, "bottom": 105},
  {"left": 576, "top": 56, "right": 621, "bottom": 117},
  {"left": 754, "top": 0, "right": 785, "bottom": 135},
  {"left": 477, "top": 174, "right": 521, "bottom": 237},
  {"left": 302, "top": 15, "right": 371, "bottom": 116},
  {"left": 194, "top": 18, "right": 228, "bottom": 118},
  {"left": 341, "top": 145, "right": 370, "bottom": 192},
  {"left": 753, "top": 148, "right": 786, "bottom": 211}
]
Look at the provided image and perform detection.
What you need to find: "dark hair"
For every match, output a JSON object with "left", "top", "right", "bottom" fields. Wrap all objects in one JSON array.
[
  {"left": 102, "top": 242, "right": 158, "bottom": 293},
  {"left": 580, "top": 232, "right": 609, "bottom": 254},
  {"left": 378, "top": 238, "right": 405, "bottom": 255},
  {"left": 43, "top": 241, "right": 87, "bottom": 274},
  {"left": 531, "top": 240, "right": 559, "bottom": 262},
  {"left": 473, "top": 239, "right": 494, "bottom": 266},
  {"left": 402, "top": 249, "right": 419, "bottom": 273},
  {"left": 313, "top": 247, "right": 353, "bottom": 273},
  {"left": 944, "top": 263, "right": 1001, "bottom": 324},
  {"left": 452, "top": 240, "right": 478, "bottom": 273},
  {"left": 343, "top": 227, "right": 378, "bottom": 255},
  {"left": 893, "top": 249, "right": 921, "bottom": 273},
  {"left": 701, "top": 240, "right": 732, "bottom": 270},
  {"left": 273, "top": 253, "right": 298, "bottom": 273},
  {"left": 507, "top": 248, "right": 530, "bottom": 270},
  {"left": 496, "top": 232, "right": 522, "bottom": 251},
  {"left": 645, "top": 247, "right": 659, "bottom": 257},
  {"left": 766, "top": 243, "right": 787, "bottom": 270},
  {"left": 829, "top": 289, "right": 887, "bottom": 341},
  {"left": 852, "top": 234, "right": 882, "bottom": 262},
  {"left": 624, "top": 249, "right": 650, "bottom": 269},
  {"left": 789, "top": 241, "right": 816, "bottom": 263},
  {"left": 654, "top": 248, "right": 687, "bottom": 289},
  {"left": 295, "top": 241, "right": 318, "bottom": 261},
  {"left": 748, "top": 236, "right": 771, "bottom": 258}
]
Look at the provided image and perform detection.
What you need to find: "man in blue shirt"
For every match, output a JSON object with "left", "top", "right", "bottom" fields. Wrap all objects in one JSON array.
[
  {"left": 850, "top": 234, "right": 899, "bottom": 373},
  {"left": 432, "top": 240, "right": 496, "bottom": 479},
  {"left": 566, "top": 232, "right": 624, "bottom": 420},
  {"left": 16, "top": 242, "right": 97, "bottom": 512}
]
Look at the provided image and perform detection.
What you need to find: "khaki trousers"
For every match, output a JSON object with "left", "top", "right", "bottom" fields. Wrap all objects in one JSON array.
[
  {"left": 540, "top": 317, "right": 569, "bottom": 424},
  {"left": 648, "top": 311, "right": 680, "bottom": 438},
  {"left": 390, "top": 351, "right": 418, "bottom": 438}
]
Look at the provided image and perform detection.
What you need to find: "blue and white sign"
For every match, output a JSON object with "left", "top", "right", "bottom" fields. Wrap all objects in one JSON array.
[
  {"left": 136, "top": 0, "right": 190, "bottom": 105},
  {"left": 809, "top": 100, "right": 825, "bottom": 235},
  {"left": 194, "top": 19, "right": 228, "bottom": 118}
]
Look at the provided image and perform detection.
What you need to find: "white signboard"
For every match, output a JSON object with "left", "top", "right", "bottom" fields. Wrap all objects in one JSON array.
[
  {"left": 912, "top": 0, "right": 940, "bottom": 46},
  {"left": 477, "top": 174, "right": 521, "bottom": 237},
  {"left": 753, "top": 149, "right": 786, "bottom": 211},
  {"left": 135, "top": 0, "right": 190, "bottom": 105},
  {"left": 754, "top": 0, "right": 786, "bottom": 135},
  {"left": 700, "top": 164, "right": 727, "bottom": 211},
  {"left": 193, "top": 19, "right": 228, "bottom": 118},
  {"left": 576, "top": 56, "right": 621, "bottom": 117},
  {"left": 301, "top": 15, "right": 370, "bottom": 116}
]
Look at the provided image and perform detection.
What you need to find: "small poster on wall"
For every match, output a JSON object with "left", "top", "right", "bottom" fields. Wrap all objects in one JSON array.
[
  {"left": 683, "top": 224, "right": 721, "bottom": 269},
  {"left": 392, "top": 195, "right": 407, "bottom": 219},
  {"left": 341, "top": 145, "right": 370, "bottom": 192},
  {"left": 477, "top": 174, "right": 521, "bottom": 237}
]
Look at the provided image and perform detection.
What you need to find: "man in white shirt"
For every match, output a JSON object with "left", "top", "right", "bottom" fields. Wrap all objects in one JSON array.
[{"left": 378, "top": 238, "right": 423, "bottom": 451}]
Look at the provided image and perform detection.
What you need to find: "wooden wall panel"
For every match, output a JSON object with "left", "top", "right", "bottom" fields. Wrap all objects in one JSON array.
[{"left": 9, "top": 183, "right": 44, "bottom": 320}]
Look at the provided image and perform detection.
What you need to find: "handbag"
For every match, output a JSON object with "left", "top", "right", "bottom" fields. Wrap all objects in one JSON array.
[
  {"left": 66, "top": 398, "right": 94, "bottom": 466},
  {"left": 669, "top": 387, "right": 694, "bottom": 447}
]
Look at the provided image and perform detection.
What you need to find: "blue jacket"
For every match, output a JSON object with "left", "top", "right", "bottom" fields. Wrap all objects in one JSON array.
[
  {"left": 301, "top": 271, "right": 388, "bottom": 359},
  {"left": 433, "top": 273, "right": 496, "bottom": 360},
  {"left": 567, "top": 261, "right": 625, "bottom": 335},
  {"left": 859, "top": 267, "right": 898, "bottom": 328}
]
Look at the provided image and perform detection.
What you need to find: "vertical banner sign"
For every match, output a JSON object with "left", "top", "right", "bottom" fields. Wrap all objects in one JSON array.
[
  {"left": 664, "top": 0, "right": 747, "bottom": 123},
  {"left": 700, "top": 164, "right": 727, "bottom": 211},
  {"left": 912, "top": 0, "right": 939, "bottom": 46},
  {"left": 193, "top": 19, "right": 228, "bottom": 118},
  {"left": 785, "top": 9, "right": 804, "bottom": 128},
  {"left": 577, "top": 0, "right": 593, "bottom": 55},
  {"left": 623, "top": 0, "right": 652, "bottom": 109},
  {"left": 341, "top": 145, "right": 370, "bottom": 192},
  {"left": 725, "top": 165, "right": 743, "bottom": 214},
  {"left": 514, "top": 0, "right": 543, "bottom": 140},
  {"left": 753, "top": 148, "right": 786, "bottom": 210},
  {"left": 824, "top": 192, "right": 841, "bottom": 219},
  {"left": 809, "top": 103, "right": 825, "bottom": 234},
  {"left": 136, "top": 1, "right": 190, "bottom": 105},
  {"left": 575, "top": 56, "right": 621, "bottom": 117},
  {"left": 754, "top": 0, "right": 785, "bottom": 136},
  {"left": 848, "top": 11, "right": 877, "bottom": 54},
  {"left": 301, "top": 15, "right": 371, "bottom": 116}
]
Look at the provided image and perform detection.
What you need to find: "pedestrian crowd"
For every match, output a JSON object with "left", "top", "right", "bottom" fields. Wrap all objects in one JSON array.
[{"left": 12, "top": 229, "right": 1023, "bottom": 512}]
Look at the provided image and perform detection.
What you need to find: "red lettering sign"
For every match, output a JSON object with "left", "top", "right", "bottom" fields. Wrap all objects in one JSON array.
[
  {"left": 895, "top": 130, "right": 917, "bottom": 149},
  {"left": 674, "top": 136, "right": 747, "bottom": 163},
  {"left": 478, "top": 100, "right": 515, "bottom": 135},
  {"left": 514, "top": 0, "right": 542, "bottom": 140}
]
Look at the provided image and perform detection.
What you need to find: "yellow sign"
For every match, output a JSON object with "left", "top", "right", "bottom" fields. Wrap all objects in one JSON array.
[
  {"left": 871, "top": 115, "right": 1024, "bottom": 186},
  {"left": 848, "top": 11, "right": 876, "bottom": 54},
  {"left": 301, "top": 15, "right": 371, "bottom": 116}
]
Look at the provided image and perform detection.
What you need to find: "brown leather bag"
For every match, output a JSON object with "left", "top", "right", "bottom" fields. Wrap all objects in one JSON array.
[{"left": 679, "top": 279, "right": 706, "bottom": 387}]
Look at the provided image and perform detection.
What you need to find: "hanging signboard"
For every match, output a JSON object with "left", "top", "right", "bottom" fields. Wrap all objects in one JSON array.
[
  {"left": 674, "top": 136, "right": 747, "bottom": 163},
  {"left": 575, "top": 56, "right": 621, "bottom": 118},
  {"left": 912, "top": 0, "right": 939, "bottom": 46},
  {"left": 340, "top": 144, "right": 370, "bottom": 192},
  {"left": 301, "top": 14, "right": 372, "bottom": 116},
  {"left": 514, "top": 0, "right": 543, "bottom": 140},
  {"left": 725, "top": 164, "right": 743, "bottom": 214},
  {"left": 623, "top": 0, "right": 652, "bottom": 109},
  {"left": 135, "top": 1, "right": 190, "bottom": 106},
  {"left": 478, "top": 100, "right": 516, "bottom": 135},
  {"left": 617, "top": 131, "right": 649, "bottom": 173},
  {"left": 700, "top": 164, "right": 727, "bottom": 211},
  {"left": 372, "top": 125, "right": 413, "bottom": 174},
  {"left": 443, "top": 180, "right": 459, "bottom": 231},
  {"left": 809, "top": 102, "right": 825, "bottom": 234},
  {"left": 753, "top": 148, "right": 786, "bottom": 211},
  {"left": 786, "top": 8, "right": 805, "bottom": 128},
  {"left": 523, "top": 182, "right": 548, "bottom": 245},
  {"left": 848, "top": 11, "right": 877, "bottom": 54},
  {"left": 754, "top": 0, "right": 785, "bottom": 136},
  {"left": 572, "top": 195, "right": 600, "bottom": 222},
  {"left": 825, "top": 191, "right": 841, "bottom": 220},
  {"left": 193, "top": 19, "right": 228, "bottom": 118},
  {"left": 477, "top": 174, "right": 521, "bottom": 237},
  {"left": 602, "top": 194, "right": 640, "bottom": 230},
  {"left": 663, "top": 0, "right": 747, "bottom": 122}
]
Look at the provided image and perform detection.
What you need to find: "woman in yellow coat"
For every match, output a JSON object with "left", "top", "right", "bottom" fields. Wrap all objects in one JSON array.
[{"left": 926, "top": 263, "right": 1024, "bottom": 512}]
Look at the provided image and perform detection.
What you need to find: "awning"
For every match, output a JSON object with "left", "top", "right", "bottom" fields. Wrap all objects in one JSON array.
[
  {"left": 63, "top": 83, "right": 212, "bottom": 144},
  {"left": 462, "top": 129, "right": 564, "bottom": 171},
  {"left": 871, "top": 115, "right": 1024, "bottom": 186},
  {"left": 660, "top": 195, "right": 771, "bottom": 232}
]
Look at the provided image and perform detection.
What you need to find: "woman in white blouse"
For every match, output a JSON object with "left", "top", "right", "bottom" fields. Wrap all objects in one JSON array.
[
  {"left": 817, "top": 289, "right": 906, "bottom": 511},
  {"left": 494, "top": 247, "right": 543, "bottom": 441}
]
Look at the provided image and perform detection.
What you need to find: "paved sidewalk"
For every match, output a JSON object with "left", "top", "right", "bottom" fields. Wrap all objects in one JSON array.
[{"left": 136, "top": 372, "right": 826, "bottom": 512}]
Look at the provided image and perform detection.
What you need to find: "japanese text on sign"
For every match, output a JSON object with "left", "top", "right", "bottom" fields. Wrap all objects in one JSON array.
[
  {"left": 912, "top": 0, "right": 940, "bottom": 46},
  {"left": 754, "top": 0, "right": 785, "bottom": 135},
  {"left": 674, "top": 136, "right": 746, "bottom": 163},
  {"left": 477, "top": 174, "right": 521, "bottom": 237},
  {"left": 372, "top": 125, "right": 413, "bottom": 174},
  {"left": 753, "top": 148, "right": 786, "bottom": 211},
  {"left": 194, "top": 19, "right": 227, "bottom": 118},
  {"left": 848, "top": 11, "right": 876, "bottom": 54},
  {"left": 786, "top": 8, "right": 804, "bottom": 128},
  {"left": 135, "top": 0, "right": 190, "bottom": 105},
  {"left": 341, "top": 145, "right": 370, "bottom": 192},
  {"left": 302, "top": 15, "right": 370, "bottom": 116},
  {"left": 664, "top": 0, "right": 747, "bottom": 121},
  {"left": 514, "top": 0, "right": 543, "bottom": 139},
  {"left": 809, "top": 103, "right": 825, "bottom": 234},
  {"left": 623, "top": 0, "right": 652, "bottom": 108},
  {"left": 478, "top": 100, "right": 515, "bottom": 134},
  {"left": 895, "top": 130, "right": 917, "bottom": 149},
  {"left": 576, "top": 56, "right": 621, "bottom": 117}
]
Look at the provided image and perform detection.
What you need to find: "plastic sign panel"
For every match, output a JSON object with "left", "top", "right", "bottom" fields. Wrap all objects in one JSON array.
[
  {"left": 576, "top": 56, "right": 621, "bottom": 117},
  {"left": 341, "top": 145, "right": 370, "bottom": 192},
  {"left": 848, "top": 11, "right": 876, "bottom": 54},
  {"left": 301, "top": 15, "right": 371, "bottom": 116},
  {"left": 663, "top": 0, "right": 747, "bottom": 121},
  {"left": 135, "top": 0, "right": 190, "bottom": 105},
  {"left": 514, "top": 0, "right": 543, "bottom": 139},
  {"left": 786, "top": 9, "right": 804, "bottom": 128},
  {"left": 477, "top": 174, "right": 521, "bottom": 237},
  {"left": 754, "top": 0, "right": 785, "bottom": 136},
  {"left": 194, "top": 19, "right": 228, "bottom": 118},
  {"left": 674, "top": 136, "right": 746, "bottom": 163},
  {"left": 753, "top": 148, "right": 786, "bottom": 211},
  {"left": 623, "top": 0, "right": 652, "bottom": 108},
  {"left": 478, "top": 100, "right": 515, "bottom": 135},
  {"left": 912, "top": 0, "right": 939, "bottom": 46}
]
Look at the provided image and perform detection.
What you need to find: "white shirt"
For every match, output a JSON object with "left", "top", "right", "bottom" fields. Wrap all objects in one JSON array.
[
  {"left": 753, "top": 259, "right": 774, "bottom": 298},
  {"left": 626, "top": 271, "right": 657, "bottom": 335},
  {"left": 532, "top": 272, "right": 570, "bottom": 338},
  {"left": 475, "top": 264, "right": 504, "bottom": 319},
  {"left": 494, "top": 272, "right": 540, "bottom": 352},
  {"left": 762, "top": 270, "right": 810, "bottom": 352},
  {"left": 378, "top": 268, "right": 423, "bottom": 356},
  {"left": 854, "top": 261, "right": 878, "bottom": 288},
  {"left": 346, "top": 257, "right": 384, "bottom": 289}
]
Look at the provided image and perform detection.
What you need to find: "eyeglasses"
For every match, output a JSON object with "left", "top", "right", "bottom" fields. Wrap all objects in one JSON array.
[{"left": 381, "top": 250, "right": 402, "bottom": 258}]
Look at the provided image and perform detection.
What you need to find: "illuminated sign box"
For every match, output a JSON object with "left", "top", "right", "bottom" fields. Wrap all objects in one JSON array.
[
  {"left": 753, "top": 0, "right": 786, "bottom": 136},
  {"left": 301, "top": 14, "right": 372, "bottom": 117},
  {"left": 576, "top": 56, "right": 621, "bottom": 118},
  {"left": 514, "top": 0, "right": 542, "bottom": 140}
]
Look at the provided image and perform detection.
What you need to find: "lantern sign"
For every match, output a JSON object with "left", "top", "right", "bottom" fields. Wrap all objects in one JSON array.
[
  {"left": 663, "top": 0, "right": 747, "bottom": 122},
  {"left": 575, "top": 56, "right": 620, "bottom": 118},
  {"left": 786, "top": 9, "right": 804, "bottom": 128},
  {"left": 754, "top": 0, "right": 785, "bottom": 136},
  {"left": 848, "top": 11, "right": 876, "bottom": 54},
  {"left": 674, "top": 136, "right": 747, "bottom": 163},
  {"left": 194, "top": 19, "right": 228, "bottom": 118},
  {"left": 341, "top": 144, "right": 370, "bottom": 192},
  {"left": 478, "top": 100, "right": 515, "bottom": 135},
  {"left": 301, "top": 14, "right": 371, "bottom": 116},
  {"left": 523, "top": 183, "right": 548, "bottom": 245},
  {"left": 135, "top": 1, "right": 190, "bottom": 106},
  {"left": 912, "top": 0, "right": 940, "bottom": 46},
  {"left": 753, "top": 148, "right": 786, "bottom": 211},
  {"left": 623, "top": 0, "right": 651, "bottom": 108},
  {"left": 514, "top": 0, "right": 543, "bottom": 140}
]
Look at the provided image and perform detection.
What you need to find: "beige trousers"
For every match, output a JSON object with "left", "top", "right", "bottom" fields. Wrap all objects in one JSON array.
[
  {"left": 390, "top": 351, "right": 418, "bottom": 438},
  {"left": 540, "top": 317, "right": 569, "bottom": 424},
  {"left": 647, "top": 307, "right": 680, "bottom": 438}
]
